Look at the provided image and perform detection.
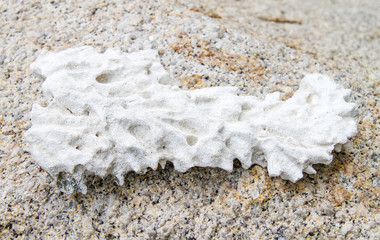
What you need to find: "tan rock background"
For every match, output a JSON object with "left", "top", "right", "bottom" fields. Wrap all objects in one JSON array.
[{"left": 1, "top": 0, "right": 379, "bottom": 239}]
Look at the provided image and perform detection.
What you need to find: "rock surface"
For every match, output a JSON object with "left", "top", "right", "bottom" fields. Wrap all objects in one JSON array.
[{"left": 1, "top": 0, "right": 379, "bottom": 239}]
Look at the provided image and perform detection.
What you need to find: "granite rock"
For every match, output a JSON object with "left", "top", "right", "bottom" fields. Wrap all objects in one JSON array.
[{"left": 0, "top": 0, "right": 379, "bottom": 239}]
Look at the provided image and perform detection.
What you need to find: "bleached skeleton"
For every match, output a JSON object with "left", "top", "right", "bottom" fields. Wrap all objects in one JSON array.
[{"left": 26, "top": 47, "right": 357, "bottom": 193}]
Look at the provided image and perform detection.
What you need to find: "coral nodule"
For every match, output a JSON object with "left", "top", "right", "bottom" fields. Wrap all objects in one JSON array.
[{"left": 26, "top": 46, "right": 357, "bottom": 193}]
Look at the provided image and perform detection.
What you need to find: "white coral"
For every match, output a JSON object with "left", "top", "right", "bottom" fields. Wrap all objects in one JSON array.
[{"left": 26, "top": 46, "right": 357, "bottom": 193}]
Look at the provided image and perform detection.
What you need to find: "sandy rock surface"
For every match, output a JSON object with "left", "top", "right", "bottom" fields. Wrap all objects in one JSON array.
[{"left": 1, "top": 0, "right": 379, "bottom": 239}]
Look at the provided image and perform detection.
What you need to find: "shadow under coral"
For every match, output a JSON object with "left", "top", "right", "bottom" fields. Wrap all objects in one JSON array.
[{"left": 61, "top": 151, "right": 351, "bottom": 199}]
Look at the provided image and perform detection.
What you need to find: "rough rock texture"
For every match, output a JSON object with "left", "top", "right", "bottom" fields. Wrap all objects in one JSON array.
[
  {"left": 26, "top": 46, "right": 357, "bottom": 194},
  {"left": 1, "top": 0, "right": 379, "bottom": 239}
]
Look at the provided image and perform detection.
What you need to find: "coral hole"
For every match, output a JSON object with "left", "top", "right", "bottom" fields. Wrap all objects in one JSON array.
[
  {"left": 306, "top": 93, "right": 320, "bottom": 104},
  {"left": 186, "top": 135, "right": 198, "bottom": 146},
  {"left": 96, "top": 73, "right": 111, "bottom": 83},
  {"left": 128, "top": 125, "right": 150, "bottom": 141}
]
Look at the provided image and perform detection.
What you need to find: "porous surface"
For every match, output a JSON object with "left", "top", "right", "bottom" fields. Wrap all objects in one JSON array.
[
  {"left": 26, "top": 47, "right": 357, "bottom": 194},
  {"left": 1, "top": 0, "right": 379, "bottom": 239}
]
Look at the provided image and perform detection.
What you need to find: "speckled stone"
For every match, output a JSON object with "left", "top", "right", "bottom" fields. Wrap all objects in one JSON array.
[{"left": 0, "top": 0, "right": 379, "bottom": 239}]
